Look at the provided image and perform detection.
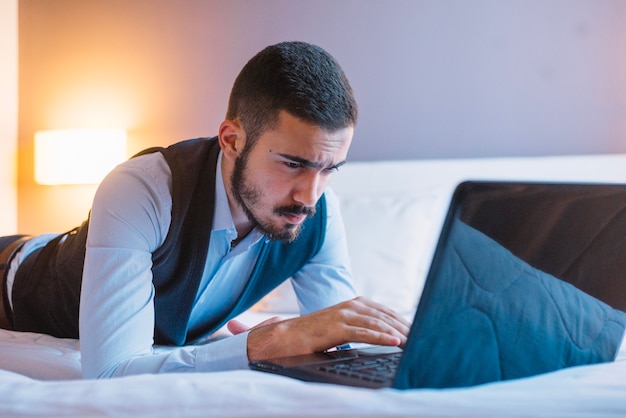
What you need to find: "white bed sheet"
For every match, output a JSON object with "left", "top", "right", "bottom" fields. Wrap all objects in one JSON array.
[
  {"left": 0, "top": 356, "right": 625, "bottom": 417},
  {"left": 0, "top": 312, "right": 626, "bottom": 417}
]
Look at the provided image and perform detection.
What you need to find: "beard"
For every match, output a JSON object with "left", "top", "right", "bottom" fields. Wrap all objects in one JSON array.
[{"left": 230, "top": 147, "right": 316, "bottom": 243}]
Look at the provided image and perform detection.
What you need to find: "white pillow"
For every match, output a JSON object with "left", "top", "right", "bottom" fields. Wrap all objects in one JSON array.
[{"left": 339, "top": 193, "right": 441, "bottom": 314}]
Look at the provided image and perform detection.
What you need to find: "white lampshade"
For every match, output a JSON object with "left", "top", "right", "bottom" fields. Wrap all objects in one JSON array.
[{"left": 34, "top": 129, "right": 127, "bottom": 185}]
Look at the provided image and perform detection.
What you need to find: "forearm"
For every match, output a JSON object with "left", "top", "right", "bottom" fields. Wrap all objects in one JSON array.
[{"left": 106, "top": 333, "right": 250, "bottom": 378}]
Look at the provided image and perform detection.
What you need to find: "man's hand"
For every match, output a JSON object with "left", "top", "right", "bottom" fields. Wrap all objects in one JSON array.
[
  {"left": 235, "top": 297, "right": 411, "bottom": 362},
  {"left": 227, "top": 316, "right": 283, "bottom": 335}
]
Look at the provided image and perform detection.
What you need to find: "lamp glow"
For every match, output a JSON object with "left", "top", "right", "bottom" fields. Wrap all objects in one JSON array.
[{"left": 34, "top": 129, "right": 127, "bottom": 185}]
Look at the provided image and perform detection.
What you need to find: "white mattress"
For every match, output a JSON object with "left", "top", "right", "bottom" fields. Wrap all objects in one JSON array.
[{"left": 1, "top": 313, "right": 626, "bottom": 417}]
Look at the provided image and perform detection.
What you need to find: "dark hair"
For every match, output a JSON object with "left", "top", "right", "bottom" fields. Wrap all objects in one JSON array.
[{"left": 226, "top": 41, "right": 358, "bottom": 145}]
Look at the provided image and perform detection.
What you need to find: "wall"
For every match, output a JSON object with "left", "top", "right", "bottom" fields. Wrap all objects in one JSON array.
[
  {"left": 18, "top": 0, "right": 626, "bottom": 233},
  {"left": 1, "top": 0, "right": 18, "bottom": 235}
]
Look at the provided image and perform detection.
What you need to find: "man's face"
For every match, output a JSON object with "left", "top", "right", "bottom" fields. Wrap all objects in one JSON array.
[{"left": 231, "top": 111, "right": 353, "bottom": 242}]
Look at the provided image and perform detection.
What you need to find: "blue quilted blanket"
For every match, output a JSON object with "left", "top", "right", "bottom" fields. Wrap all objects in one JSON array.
[{"left": 394, "top": 220, "right": 626, "bottom": 389}]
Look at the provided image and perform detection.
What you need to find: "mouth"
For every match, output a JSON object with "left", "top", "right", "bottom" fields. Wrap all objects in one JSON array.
[
  {"left": 275, "top": 205, "right": 315, "bottom": 225},
  {"left": 281, "top": 213, "right": 308, "bottom": 225}
]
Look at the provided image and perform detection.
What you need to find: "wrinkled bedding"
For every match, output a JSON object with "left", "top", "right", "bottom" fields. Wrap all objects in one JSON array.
[{"left": 0, "top": 315, "right": 625, "bottom": 417}]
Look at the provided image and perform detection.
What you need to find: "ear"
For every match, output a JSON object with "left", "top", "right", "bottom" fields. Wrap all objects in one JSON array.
[{"left": 218, "top": 119, "right": 246, "bottom": 161}]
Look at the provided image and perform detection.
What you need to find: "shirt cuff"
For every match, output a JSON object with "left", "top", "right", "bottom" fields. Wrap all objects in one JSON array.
[{"left": 195, "top": 331, "right": 250, "bottom": 372}]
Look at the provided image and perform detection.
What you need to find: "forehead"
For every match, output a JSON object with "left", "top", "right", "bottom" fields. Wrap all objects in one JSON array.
[{"left": 254, "top": 111, "right": 354, "bottom": 163}]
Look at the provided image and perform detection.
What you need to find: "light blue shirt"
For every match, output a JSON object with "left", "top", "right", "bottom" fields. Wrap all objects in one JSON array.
[{"left": 73, "top": 151, "right": 355, "bottom": 378}]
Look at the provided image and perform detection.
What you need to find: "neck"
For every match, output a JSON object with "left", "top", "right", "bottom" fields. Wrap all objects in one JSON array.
[{"left": 221, "top": 155, "right": 255, "bottom": 240}]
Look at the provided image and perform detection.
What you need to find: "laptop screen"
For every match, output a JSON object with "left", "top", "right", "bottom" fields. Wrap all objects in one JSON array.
[{"left": 393, "top": 181, "right": 626, "bottom": 389}]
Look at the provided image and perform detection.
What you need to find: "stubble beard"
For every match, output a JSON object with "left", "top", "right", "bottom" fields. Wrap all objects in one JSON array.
[{"left": 230, "top": 148, "right": 315, "bottom": 243}]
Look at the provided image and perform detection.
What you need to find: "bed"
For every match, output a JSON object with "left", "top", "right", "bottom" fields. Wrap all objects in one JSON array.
[{"left": 2, "top": 153, "right": 626, "bottom": 417}]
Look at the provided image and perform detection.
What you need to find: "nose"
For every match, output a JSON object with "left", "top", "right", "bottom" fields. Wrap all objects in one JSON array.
[{"left": 293, "top": 171, "right": 324, "bottom": 207}]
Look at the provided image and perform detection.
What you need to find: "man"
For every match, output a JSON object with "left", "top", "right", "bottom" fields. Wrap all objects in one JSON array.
[{"left": 0, "top": 41, "right": 410, "bottom": 378}]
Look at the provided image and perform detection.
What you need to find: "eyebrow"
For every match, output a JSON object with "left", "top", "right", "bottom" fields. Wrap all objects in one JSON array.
[{"left": 277, "top": 153, "right": 347, "bottom": 170}]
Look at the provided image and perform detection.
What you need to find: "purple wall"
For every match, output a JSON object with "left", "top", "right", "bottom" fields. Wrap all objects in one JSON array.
[
  {"left": 212, "top": 0, "right": 626, "bottom": 160},
  {"left": 20, "top": 0, "right": 626, "bottom": 164}
]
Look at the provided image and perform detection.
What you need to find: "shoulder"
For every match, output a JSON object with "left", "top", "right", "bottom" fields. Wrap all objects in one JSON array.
[
  {"left": 101, "top": 152, "right": 172, "bottom": 200},
  {"left": 123, "top": 151, "right": 171, "bottom": 179},
  {"left": 91, "top": 152, "right": 174, "bottom": 247}
]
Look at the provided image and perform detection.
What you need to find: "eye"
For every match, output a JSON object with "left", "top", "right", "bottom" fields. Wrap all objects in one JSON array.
[{"left": 284, "top": 161, "right": 303, "bottom": 169}]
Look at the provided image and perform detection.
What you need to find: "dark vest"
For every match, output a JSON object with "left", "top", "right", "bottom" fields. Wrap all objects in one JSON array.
[{"left": 13, "top": 137, "right": 327, "bottom": 345}]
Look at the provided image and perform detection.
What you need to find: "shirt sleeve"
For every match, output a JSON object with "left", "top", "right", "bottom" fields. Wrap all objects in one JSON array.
[
  {"left": 79, "top": 153, "right": 250, "bottom": 379},
  {"left": 290, "top": 187, "right": 358, "bottom": 314}
]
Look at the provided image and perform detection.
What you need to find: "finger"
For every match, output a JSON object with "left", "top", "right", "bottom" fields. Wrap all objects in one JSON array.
[
  {"left": 227, "top": 316, "right": 284, "bottom": 335},
  {"left": 227, "top": 320, "right": 250, "bottom": 335},
  {"left": 342, "top": 312, "right": 408, "bottom": 347},
  {"left": 346, "top": 325, "right": 404, "bottom": 347},
  {"left": 343, "top": 297, "right": 412, "bottom": 338},
  {"left": 352, "top": 296, "right": 412, "bottom": 329}
]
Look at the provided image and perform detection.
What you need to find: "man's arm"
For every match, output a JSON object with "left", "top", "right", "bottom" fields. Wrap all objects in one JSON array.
[{"left": 79, "top": 153, "right": 251, "bottom": 378}]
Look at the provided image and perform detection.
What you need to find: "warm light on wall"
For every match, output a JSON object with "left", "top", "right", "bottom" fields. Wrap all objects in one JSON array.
[{"left": 34, "top": 129, "right": 127, "bottom": 185}]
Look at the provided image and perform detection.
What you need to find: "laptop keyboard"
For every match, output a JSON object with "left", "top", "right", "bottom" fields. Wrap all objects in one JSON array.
[{"left": 317, "top": 352, "right": 402, "bottom": 384}]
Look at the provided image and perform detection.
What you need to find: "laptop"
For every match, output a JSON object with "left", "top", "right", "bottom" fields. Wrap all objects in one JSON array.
[{"left": 249, "top": 181, "right": 626, "bottom": 389}]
